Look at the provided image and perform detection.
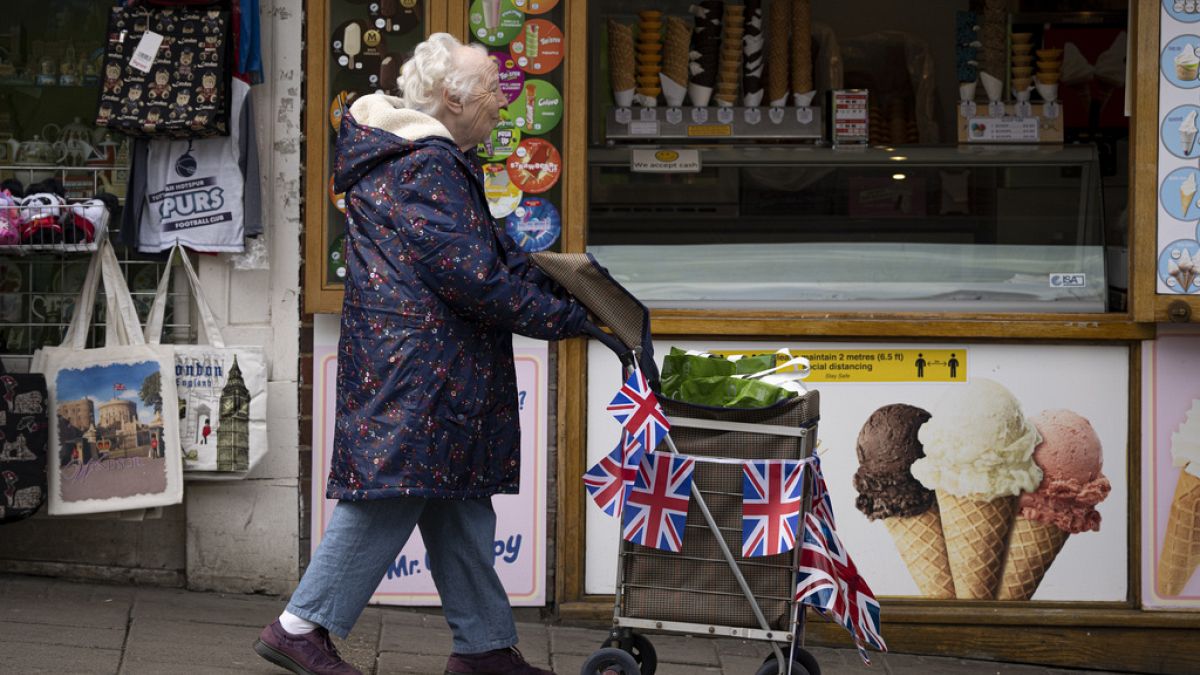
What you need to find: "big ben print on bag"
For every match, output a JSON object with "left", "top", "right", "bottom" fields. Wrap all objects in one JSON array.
[{"left": 96, "top": 5, "right": 231, "bottom": 138}]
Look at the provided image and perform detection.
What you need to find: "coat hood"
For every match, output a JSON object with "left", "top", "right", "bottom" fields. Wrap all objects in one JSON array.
[{"left": 333, "top": 93, "right": 458, "bottom": 194}]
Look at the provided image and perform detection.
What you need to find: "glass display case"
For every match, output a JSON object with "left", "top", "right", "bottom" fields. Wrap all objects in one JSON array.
[{"left": 588, "top": 144, "right": 1108, "bottom": 312}]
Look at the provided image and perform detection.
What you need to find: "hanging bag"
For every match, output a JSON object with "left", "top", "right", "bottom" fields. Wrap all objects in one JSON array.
[
  {"left": 0, "top": 361, "right": 49, "bottom": 524},
  {"left": 96, "top": 3, "right": 232, "bottom": 138},
  {"left": 31, "top": 239, "right": 184, "bottom": 515},
  {"left": 145, "top": 244, "right": 268, "bottom": 477}
]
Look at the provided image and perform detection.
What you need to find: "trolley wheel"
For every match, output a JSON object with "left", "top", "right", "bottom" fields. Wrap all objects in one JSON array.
[
  {"left": 581, "top": 647, "right": 641, "bottom": 675},
  {"left": 601, "top": 632, "right": 657, "bottom": 675},
  {"left": 757, "top": 648, "right": 819, "bottom": 675}
]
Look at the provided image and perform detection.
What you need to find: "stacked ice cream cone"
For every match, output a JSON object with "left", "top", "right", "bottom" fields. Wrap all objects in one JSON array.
[
  {"left": 790, "top": 0, "right": 812, "bottom": 105},
  {"left": 608, "top": 20, "right": 636, "bottom": 106},
  {"left": 714, "top": 3, "right": 744, "bottom": 106},
  {"left": 1158, "top": 399, "right": 1200, "bottom": 596},
  {"left": 1036, "top": 47, "right": 1063, "bottom": 88},
  {"left": 741, "top": 0, "right": 764, "bottom": 106},
  {"left": 1168, "top": 247, "right": 1198, "bottom": 292},
  {"left": 1011, "top": 32, "right": 1033, "bottom": 96},
  {"left": 910, "top": 379, "right": 1043, "bottom": 600},
  {"left": 636, "top": 11, "right": 664, "bottom": 105},
  {"left": 764, "top": 0, "right": 790, "bottom": 105},
  {"left": 978, "top": 0, "right": 1007, "bottom": 83},
  {"left": 998, "top": 410, "right": 1110, "bottom": 601},
  {"left": 688, "top": 0, "right": 724, "bottom": 106},
  {"left": 662, "top": 15, "right": 692, "bottom": 103}
]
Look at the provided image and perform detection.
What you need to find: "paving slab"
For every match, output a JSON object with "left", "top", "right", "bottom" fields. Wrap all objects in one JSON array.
[
  {"left": 0, "top": 618, "right": 125, "bottom": 650},
  {"left": 379, "top": 613, "right": 455, "bottom": 657},
  {"left": 549, "top": 625, "right": 613, "bottom": 656},
  {"left": 122, "top": 616, "right": 278, "bottom": 669},
  {"left": 337, "top": 607, "right": 383, "bottom": 675},
  {"left": 132, "top": 585, "right": 281, "bottom": 628},
  {"left": 0, "top": 641, "right": 121, "bottom": 674},
  {"left": 377, "top": 650, "right": 454, "bottom": 673},
  {"left": 635, "top": 632, "right": 721, "bottom": 666}
]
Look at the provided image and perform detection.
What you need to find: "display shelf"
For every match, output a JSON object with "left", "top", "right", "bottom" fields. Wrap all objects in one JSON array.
[
  {"left": 588, "top": 143, "right": 1099, "bottom": 167},
  {"left": 604, "top": 105, "right": 824, "bottom": 142}
]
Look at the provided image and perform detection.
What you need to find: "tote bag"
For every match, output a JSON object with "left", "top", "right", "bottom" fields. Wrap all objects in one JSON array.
[
  {"left": 0, "top": 361, "right": 49, "bottom": 524},
  {"left": 31, "top": 240, "right": 183, "bottom": 515},
  {"left": 145, "top": 244, "right": 268, "bottom": 477}
]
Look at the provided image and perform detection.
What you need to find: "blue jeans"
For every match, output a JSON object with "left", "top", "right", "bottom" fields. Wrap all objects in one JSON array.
[{"left": 286, "top": 496, "right": 518, "bottom": 654}]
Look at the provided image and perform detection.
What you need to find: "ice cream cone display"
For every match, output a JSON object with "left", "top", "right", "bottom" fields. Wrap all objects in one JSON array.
[
  {"left": 853, "top": 404, "right": 955, "bottom": 599},
  {"left": 911, "top": 379, "right": 1043, "bottom": 600},
  {"left": 790, "top": 0, "right": 813, "bottom": 101},
  {"left": 938, "top": 492, "right": 1018, "bottom": 599},
  {"left": 742, "top": 0, "right": 764, "bottom": 106},
  {"left": 764, "top": 0, "right": 791, "bottom": 105},
  {"left": 714, "top": 3, "right": 743, "bottom": 107},
  {"left": 688, "top": 0, "right": 724, "bottom": 106},
  {"left": 662, "top": 16, "right": 692, "bottom": 94},
  {"left": 998, "top": 411, "right": 1111, "bottom": 601},
  {"left": 608, "top": 20, "right": 636, "bottom": 106},
  {"left": 1159, "top": 401, "right": 1200, "bottom": 595},
  {"left": 636, "top": 11, "right": 664, "bottom": 105},
  {"left": 978, "top": 0, "right": 1007, "bottom": 85}
]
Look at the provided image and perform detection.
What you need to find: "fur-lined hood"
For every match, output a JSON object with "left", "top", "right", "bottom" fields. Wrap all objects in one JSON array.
[{"left": 332, "top": 94, "right": 460, "bottom": 194}]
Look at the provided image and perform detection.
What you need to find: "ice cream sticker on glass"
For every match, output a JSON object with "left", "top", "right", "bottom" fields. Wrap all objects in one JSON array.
[
  {"left": 477, "top": 114, "right": 521, "bottom": 162},
  {"left": 505, "top": 197, "right": 561, "bottom": 252},
  {"left": 489, "top": 51, "right": 526, "bottom": 105},
  {"left": 470, "top": 0, "right": 525, "bottom": 47},
  {"left": 328, "top": 235, "right": 347, "bottom": 281},
  {"left": 484, "top": 162, "right": 523, "bottom": 219},
  {"left": 1159, "top": 239, "right": 1200, "bottom": 294},
  {"left": 509, "top": 79, "right": 562, "bottom": 135},
  {"left": 369, "top": 0, "right": 421, "bottom": 35},
  {"left": 513, "top": 0, "right": 559, "bottom": 14},
  {"left": 328, "top": 175, "right": 346, "bottom": 213},
  {"left": 1162, "top": 35, "right": 1200, "bottom": 88},
  {"left": 329, "top": 91, "right": 358, "bottom": 132},
  {"left": 1163, "top": 105, "right": 1200, "bottom": 159},
  {"left": 1161, "top": 167, "right": 1200, "bottom": 221},
  {"left": 507, "top": 138, "right": 561, "bottom": 194},
  {"left": 510, "top": 19, "right": 564, "bottom": 75},
  {"left": 1164, "top": 0, "right": 1200, "bottom": 23}
]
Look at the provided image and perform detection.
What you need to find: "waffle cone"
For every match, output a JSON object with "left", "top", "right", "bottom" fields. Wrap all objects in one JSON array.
[
  {"left": 791, "top": 0, "right": 813, "bottom": 93},
  {"left": 884, "top": 510, "right": 955, "bottom": 599},
  {"left": 609, "top": 21, "right": 636, "bottom": 92},
  {"left": 997, "top": 517, "right": 1069, "bottom": 601},
  {"left": 938, "top": 492, "right": 1018, "bottom": 599},
  {"left": 1157, "top": 469, "right": 1200, "bottom": 596},
  {"left": 765, "top": 0, "right": 791, "bottom": 101}
]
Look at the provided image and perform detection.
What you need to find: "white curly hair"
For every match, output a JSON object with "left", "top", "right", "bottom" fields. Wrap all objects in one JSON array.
[{"left": 397, "top": 33, "right": 488, "bottom": 115}]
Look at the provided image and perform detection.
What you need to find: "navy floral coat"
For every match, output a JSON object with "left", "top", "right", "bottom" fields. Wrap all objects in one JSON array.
[{"left": 328, "top": 95, "right": 588, "bottom": 500}]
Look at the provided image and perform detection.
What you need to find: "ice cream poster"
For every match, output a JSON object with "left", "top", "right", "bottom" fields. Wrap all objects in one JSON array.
[
  {"left": 1142, "top": 332, "right": 1200, "bottom": 608},
  {"left": 1157, "top": 6, "right": 1200, "bottom": 295},
  {"left": 585, "top": 341, "right": 1129, "bottom": 602}
]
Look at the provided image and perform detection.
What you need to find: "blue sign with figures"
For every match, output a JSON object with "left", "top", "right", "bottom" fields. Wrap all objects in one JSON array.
[
  {"left": 504, "top": 197, "right": 561, "bottom": 253},
  {"left": 1165, "top": 0, "right": 1200, "bottom": 23}
]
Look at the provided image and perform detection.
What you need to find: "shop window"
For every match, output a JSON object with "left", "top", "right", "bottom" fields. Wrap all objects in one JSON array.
[
  {"left": 586, "top": 1, "right": 1131, "bottom": 314},
  {"left": 0, "top": 1, "right": 195, "bottom": 370}
]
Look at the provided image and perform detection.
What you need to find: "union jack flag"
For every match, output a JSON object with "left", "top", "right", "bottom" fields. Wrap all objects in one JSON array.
[
  {"left": 795, "top": 463, "right": 886, "bottom": 665},
  {"left": 606, "top": 367, "right": 670, "bottom": 454},
  {"left": 741, "top": 459, "right": 805, "bottom": 557},
  {"left": 582, "top": 432, "right": 643, "bottom": 517},
  {"left": 622, "top": 452, "right": 695, "bottom": 552},
  {"left": 113, "top": 383, "right": 126, "bottom": 392}
]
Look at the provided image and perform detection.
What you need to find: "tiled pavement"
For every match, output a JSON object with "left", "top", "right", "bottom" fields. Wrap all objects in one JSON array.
[{"left": 0, "top": 574, "right": 1124, "bottom": 674}]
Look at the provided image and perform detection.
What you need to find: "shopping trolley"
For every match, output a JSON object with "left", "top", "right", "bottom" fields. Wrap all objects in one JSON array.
[{"left": 532, "top": 253, "right": 823, "bottom": 675}]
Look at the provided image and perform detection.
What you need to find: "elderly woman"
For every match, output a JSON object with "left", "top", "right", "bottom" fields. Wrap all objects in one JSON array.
[{"left": 254, "top": 33, "right": 587, "bottom": 675}]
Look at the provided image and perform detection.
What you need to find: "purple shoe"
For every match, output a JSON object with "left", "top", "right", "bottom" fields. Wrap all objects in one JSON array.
[
  {"left": 444, "top": 646, "right": 555, "bottom": 675},
  {"left": 253, "top": 620, "right": 362, "bottom": 675}
]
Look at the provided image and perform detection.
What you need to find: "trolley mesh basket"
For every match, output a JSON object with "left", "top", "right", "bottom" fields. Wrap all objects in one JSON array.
[{"left": 620, "top": 394, "right": 819, "bottom": 629}]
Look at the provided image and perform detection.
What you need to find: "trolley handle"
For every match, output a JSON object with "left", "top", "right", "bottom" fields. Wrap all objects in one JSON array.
[{"left": 583, "top": 320, "right": 639, "bottom": 372}]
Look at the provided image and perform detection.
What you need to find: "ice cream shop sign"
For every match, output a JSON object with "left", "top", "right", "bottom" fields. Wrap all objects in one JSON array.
[
  {"left": 630, "top": 148, "right": 701, "bottom": 173},
  {"left": 585, "top": 340, "right": 1129, "bottom": 603}
]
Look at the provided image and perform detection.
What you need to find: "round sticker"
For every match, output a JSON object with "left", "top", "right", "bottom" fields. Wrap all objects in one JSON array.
[
  {"left": 477, "top": 115, "right": 522, "bottom": 161},
  {"left": 329, "top": 175, "right": 346, "bottom": 213},
  {"left": 330, "top": 91, "right": 358, "bottom": 131},
  {"left": 1162, "top": 35, "right": 1200, "bottom": 89},
  {"left": 505, "top": 197, "right": 561, "bottom": 252},
  {"left": 513, "top": 0, "right": 559, "bottom": 14},
  {"left": 369, "top": 0, "right": 422, "bottom": 35},
  {"left": 1163, "top": 105, "right": 1200, "bottom": 159},
  {"left": 1165, "top": 0, "right": 1200, "bottom": 23},
  {"left": 483, "top": 163, "right": 523, "bottom": 218},
  {"left": 509, "top": 79, "right": 562, "bottom": 135},
  {"left": 510, "top": 19, "right": 564, "bottom": 75},
  {"left": 1159, "top": 239, "right": 1200, "bottom": 293},
  {"left": 489, "top": 51, "right": 526, "bottom": 105},
  {"left": 329, "top": 235, "right": 348, "bottom": 281},
  {"left": 506, "top": 138, "right": 561, "bottom": 194},
  {"left": 469, "top": 0, "right": 524, "bottom": 47},
  {"left": 1161, "top": 166, "right": 1200, "bottom": 221}
]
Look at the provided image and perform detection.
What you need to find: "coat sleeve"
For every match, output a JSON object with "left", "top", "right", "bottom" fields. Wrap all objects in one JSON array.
[{"left": 392, "top": 149, "right": 590, "bottom": 341}]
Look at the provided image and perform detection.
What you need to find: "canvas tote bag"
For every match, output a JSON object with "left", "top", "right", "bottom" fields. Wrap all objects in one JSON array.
[
  {"left": 31, "top": 239, "right": 183, "bottom": 515},
  {"left": 145, "top": 244, "right": 268, "bottom": 477}
]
